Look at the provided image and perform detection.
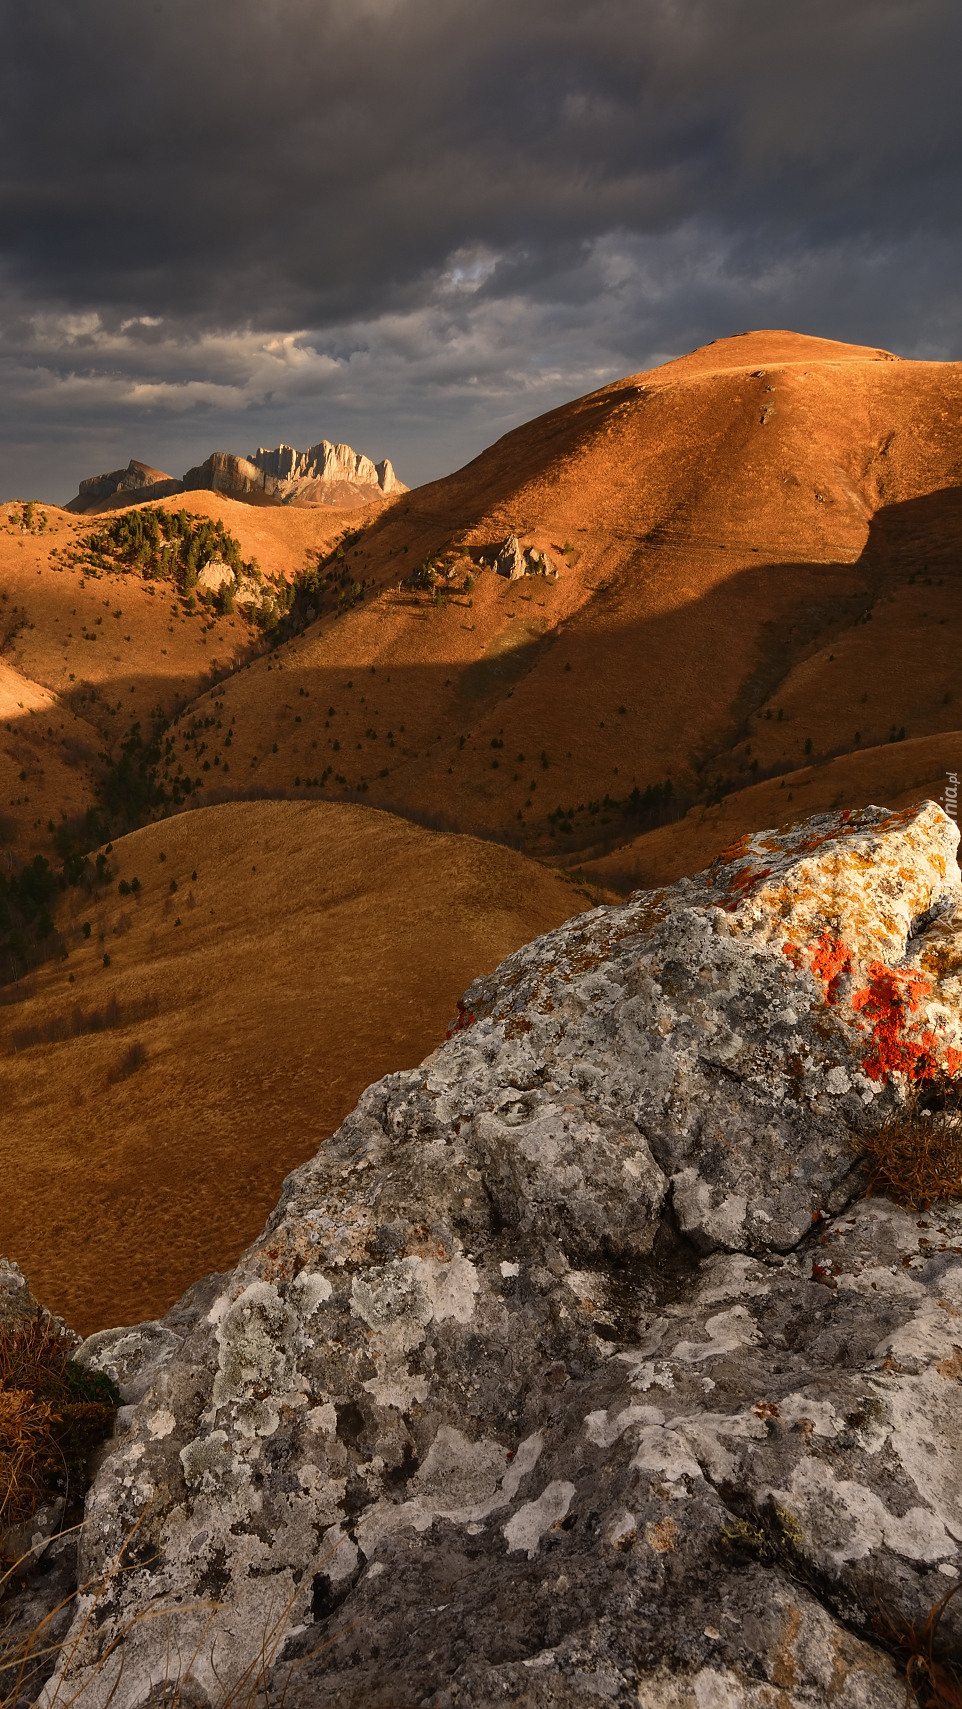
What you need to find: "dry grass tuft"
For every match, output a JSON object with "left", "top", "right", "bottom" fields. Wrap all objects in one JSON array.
[
  {"left": 874, "top": 1581, "right": 962, "bottom": 1708},
  {"left": 0, "top": 1320, "right": 118, "bottom": 1534},
  {"left": 853, "top": 1092, "right": 962, "bottom": 1210}
]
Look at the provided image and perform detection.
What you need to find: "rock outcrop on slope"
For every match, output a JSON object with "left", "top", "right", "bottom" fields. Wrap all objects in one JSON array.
[
  {"left": 0, "top": 1257, "right": 54, "bottom": 1331},
  {"left": 35, "top": 803, "right": 962, "bottom": 1706},
  {"left": 491, "top": 533, "right": 560, "bottom": 580},
  {"left": 64, "top": 459, "right": 184, "bottom": 513}
]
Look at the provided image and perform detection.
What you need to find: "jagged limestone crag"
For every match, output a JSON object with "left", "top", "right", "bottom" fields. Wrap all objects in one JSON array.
[
  {"left": 179, "top": 440, "right": 406, "bottom": 510},
  {"left": 36, "top": 802, "right": 962, "bottom": 1706},
  {"left": 248, "top": 440, "right": 403, "bottom": 499},
  {"left": 65, "top": 441, "right": 406, "bottom": 515},
  {"left": 180, "top": 451, "right": 276, "bottom": 507}
]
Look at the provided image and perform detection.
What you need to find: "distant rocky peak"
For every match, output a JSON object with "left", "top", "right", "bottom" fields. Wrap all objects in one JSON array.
[
  {"left": 66, "top": 459, "right": 183, "bottom": 512},
  {"left": 249, "top": 439, "right": 402, "bottom": 493},
  {"left": 66, "top": 437, "right": 406, "bottom": 515}
]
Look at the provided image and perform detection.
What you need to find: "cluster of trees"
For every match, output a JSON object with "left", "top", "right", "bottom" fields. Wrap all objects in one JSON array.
[
  {"left": 626, "top": 780, "right": 674, "bottom": 815},
  {"left": 6, "top": 501, "right": 48, "bottom": 533},
  {"left": 99, "top": 718, "right": 217, "bottom": 818},
  {"left": 79, "top": 509, "right": 254, "bottom": 594},
  {"left": 546, "top": 781, "right": 675, "bottom": 838},
  {"left": 1, "top": 854, "right": 60, "bottom": 978},
  {"left": 276, "top": 549, "right": 367, "bottom": 633},
  {"left": 409, "top": 552, "right": 472, "bottom": 593},
  {"left": 0, "top": 815, "right": 113, "bottom": 985}
]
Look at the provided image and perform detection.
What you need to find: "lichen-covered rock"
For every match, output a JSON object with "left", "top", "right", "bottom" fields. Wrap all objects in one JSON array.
[
  {"left": 49, "top": 802, "right": 962, "bottom": 1707},
  {"left": 0, "top": 1256, "right": 77, "bottom": 1343},
  {"left": 0, "top": 1256, "right": 43, "bottom": 1330}
]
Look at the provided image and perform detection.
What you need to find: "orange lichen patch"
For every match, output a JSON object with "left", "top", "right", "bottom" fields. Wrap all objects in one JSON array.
[
  {"left": 713, "top": 835, "right": 752, "bottom": 867},
  {"left": 809, "top": 932, "right": 853, "bottom": 1005},
  {"left": 918, "top": 940, "right": 962, "bottom": 982},
  {"left": 936, "top": 1347, "right": 962, "bottom": 1380},
  {"left": 645, "top": 1516, "right": 678, "bottom": 1554},
  {"left": 446, "top": 1005, "right": 477, "bottom": 1038},
  {"left": 871, "top": 806, "right": 930, "bottom": 835},
  {"left": 619, "top": 893, "right": 674, "bottom": 939},
  {"left": 851, "top": 961, "right": 946, "bottom": 1082},
  {"left": 824, "top": 851, "right": 876, "bottom": 875},
  {"left": 782, "top": 943, "right": 804, "bottom": 971},
  {"left": 717, "top": 862, "right": 772, "bottom": 910}
]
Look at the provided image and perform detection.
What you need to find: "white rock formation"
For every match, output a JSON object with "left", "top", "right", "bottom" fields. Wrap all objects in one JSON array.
[
  {"left": 494, "top": 534, "right": 527, "bottom": 579},
  {"left": 194, "top": 557, "right": 234, "bottom": 594},
  {"left": 68, "top": 442, "right": 406, "bottom": 516},
  {"left": 250, "top": 440, "right": 403, "bottom": 495},
  {"left": 65, "top": 460, "right": 184, "bottom": 514},
  {"left": 494, "top": 534, "right": 560, "bottom": 579},
  {"left": 181, "top": 442, "right": 407, "bottom": 510}
]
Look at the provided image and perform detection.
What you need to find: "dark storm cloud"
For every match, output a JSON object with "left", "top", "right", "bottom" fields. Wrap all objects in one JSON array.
[{"left": 1, "top": 0, "right": 960, "bottom": 499}]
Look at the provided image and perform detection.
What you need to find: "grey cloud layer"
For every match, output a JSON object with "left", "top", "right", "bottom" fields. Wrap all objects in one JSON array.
[{"left": 1, "top": 0, "right": 959, "bottom": 499}]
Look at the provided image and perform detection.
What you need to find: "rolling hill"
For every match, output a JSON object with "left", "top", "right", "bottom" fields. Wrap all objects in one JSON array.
[
  {"left": 0, "top": 800, "right": 607, "bottom": 1333},
  {"left": 0, "top": 493, "right": 358, "bottom": 863},
  {"left": 148, "top": 329, "right": 960, "bottom": 864},
  {"left": 5, "top": 330, "right": 960, "bottom": 879}
]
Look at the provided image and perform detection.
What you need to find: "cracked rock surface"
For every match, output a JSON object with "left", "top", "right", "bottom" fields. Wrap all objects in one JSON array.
[{"left": 42, "top": 801, "right": 962, "bottom": 1706}]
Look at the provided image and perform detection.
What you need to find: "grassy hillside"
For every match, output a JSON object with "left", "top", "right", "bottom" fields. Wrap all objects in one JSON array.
[{"left": 1, "top": 800, "right": 608, "bottom": 1333}]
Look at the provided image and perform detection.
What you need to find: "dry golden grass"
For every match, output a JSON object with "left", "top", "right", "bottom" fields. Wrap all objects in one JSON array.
[
  {"left": 193, "top": 331, "right": 962, "bottom": 865},
  {"left": 0, "top": 494, "right": 354, "bottom": 864},
  {"left": 0, "top": 1321, "right": 117, "bottom": 1535},
  {"left": 873, "top": 1581, "right": 962, "bottom": 1708},
  {"left": 0, "top": 799, "right": 611, "bottom": 1334},
  {"left": 855, "top": 1097, "right": 962, "bottom": 1210},
  {"left": 0, "top": 1388, "right": 55, "bottom": 1532},
  {"left": 577, "top": 732, "right": 961, "bottom": 892}
]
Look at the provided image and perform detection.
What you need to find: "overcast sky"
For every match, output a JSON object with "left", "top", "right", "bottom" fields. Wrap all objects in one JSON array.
[{"left": 1, "top": 0, "right": 959, "bottom": 503}]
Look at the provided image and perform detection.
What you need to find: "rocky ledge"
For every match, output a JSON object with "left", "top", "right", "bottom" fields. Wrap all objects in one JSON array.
[{"left": 29, "top": 803, "right": 962, "bottom": 1705}]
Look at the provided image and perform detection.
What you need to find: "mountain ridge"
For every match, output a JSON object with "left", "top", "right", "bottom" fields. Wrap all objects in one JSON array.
[{"left": 64, "top": 436, "right": 406, "bottom": 515}]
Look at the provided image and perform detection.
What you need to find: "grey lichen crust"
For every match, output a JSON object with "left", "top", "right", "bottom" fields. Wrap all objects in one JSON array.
[{"left": 54, "top": 802, "right": 962, "bottom": 1707}]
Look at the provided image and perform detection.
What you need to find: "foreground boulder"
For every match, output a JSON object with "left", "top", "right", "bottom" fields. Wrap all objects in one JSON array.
[{"left": 47, "top": 802, "right": 962, "bottom": 1706}]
